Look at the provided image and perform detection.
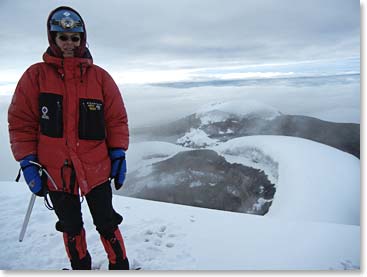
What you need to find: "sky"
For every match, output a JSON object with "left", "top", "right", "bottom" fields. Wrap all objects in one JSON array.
[{"left": 0, "top": 0, "right": 360, "bottom": 89}]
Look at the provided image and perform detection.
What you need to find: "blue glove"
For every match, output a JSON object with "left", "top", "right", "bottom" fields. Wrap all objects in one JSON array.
[
  {"left": 20, "top": 155, "right": 43, "bottom": 196},
  {"left": 109, "top": 149, "right": 127, "bottom": 190}
]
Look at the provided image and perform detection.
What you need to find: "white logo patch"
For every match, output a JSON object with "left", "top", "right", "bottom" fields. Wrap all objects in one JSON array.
[{"left": 41, "top": 106, "right": 50, "bottom": 120}]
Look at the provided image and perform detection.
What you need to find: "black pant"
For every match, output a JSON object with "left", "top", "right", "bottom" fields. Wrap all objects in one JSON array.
[{"left": 49, "top": 181, "right": 123, "bottom": 237}]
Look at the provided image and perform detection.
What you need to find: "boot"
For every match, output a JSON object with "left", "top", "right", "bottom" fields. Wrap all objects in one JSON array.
[
  {"left": 70, "top": 251, "right": 91, "bottom": 270},
  {"left": 109, "top": 257, "right": 130, "bottom": 270}
]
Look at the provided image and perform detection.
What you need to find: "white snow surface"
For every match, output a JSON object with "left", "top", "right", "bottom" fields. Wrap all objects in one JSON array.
[
  {"left": 125, "top": 142, "right": 192, "bottom": 187},
  {"left": 176, "top": 128, "right": 219, "bottom": 148},
  {"left": 0, "top": 181, "right": 360, "bottom": 270},
  {"left": 127, "top": 141, "right": 189, "bottom": 174},
  {"left": 215, "top": 136, "right": 360, "bottom": 226}
]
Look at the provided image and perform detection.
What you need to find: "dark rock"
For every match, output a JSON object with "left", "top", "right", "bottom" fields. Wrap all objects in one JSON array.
[{"left": 122, "top": 149, "right": 276, "bottom": 215}]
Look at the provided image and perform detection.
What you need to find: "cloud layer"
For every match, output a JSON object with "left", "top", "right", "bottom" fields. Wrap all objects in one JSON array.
[{"left": 0, "top": 0, "right": 360, "bottom": 83}]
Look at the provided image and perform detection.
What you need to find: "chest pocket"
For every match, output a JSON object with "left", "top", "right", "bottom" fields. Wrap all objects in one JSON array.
[
  {"left": 39, "top": 93, "right": 63, "bottom": 138},
  {"left": 79, "top": 98, "right": 106, "bottom": 140}
]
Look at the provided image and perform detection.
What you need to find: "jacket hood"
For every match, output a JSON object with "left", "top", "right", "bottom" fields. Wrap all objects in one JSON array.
[
  {"left": 43, "top": 47, "right": 93, "bottom": 66},
  {"left": 46, "top": 6, "right": 88, "bottom": 58}
]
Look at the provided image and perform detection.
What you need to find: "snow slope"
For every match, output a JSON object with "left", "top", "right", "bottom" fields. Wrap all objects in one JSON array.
[
  {"left": 0, "top": 181, "right": 360, "bottom": 270},
  {"left": 212, "top": 136, "right": 360, "bottom": 225}
]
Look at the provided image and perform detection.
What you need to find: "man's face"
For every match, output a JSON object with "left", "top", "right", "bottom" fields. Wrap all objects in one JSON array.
[{"left": 55, "top": 32, "right": 81, "bottom": 58}]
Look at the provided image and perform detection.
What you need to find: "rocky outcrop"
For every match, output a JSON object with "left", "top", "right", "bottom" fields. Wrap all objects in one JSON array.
[{"left": 122, "top": 149, "right": 276, "bottom": 215}]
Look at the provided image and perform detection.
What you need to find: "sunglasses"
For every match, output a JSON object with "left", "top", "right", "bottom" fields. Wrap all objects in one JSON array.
[{"left": 57, "top": 35, "right": 81, "bottom": 42}]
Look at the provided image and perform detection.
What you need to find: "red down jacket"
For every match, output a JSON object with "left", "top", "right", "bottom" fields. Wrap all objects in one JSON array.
[{"left": 8, "top": 50, "right": 129, "bottom": 196}]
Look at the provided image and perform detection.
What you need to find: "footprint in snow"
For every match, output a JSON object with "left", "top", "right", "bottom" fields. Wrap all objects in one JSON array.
[
  {"left": 159, "top": 225, "right": 167, "bottom": 232},
  {"left": 166, "top": 242, "right": 174, "bottom": 248},
  {"left": 145, "top": 229, "right": 154, "bottom": 236},
  {"left": 143, "top": 225, "right": 175, "bottom": 249}
]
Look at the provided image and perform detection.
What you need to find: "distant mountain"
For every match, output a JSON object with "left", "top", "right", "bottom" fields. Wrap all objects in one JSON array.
[
  {"left": 125, "top": 101, "right": 359, "bottom": 217},
  {"left": 132, "top": 103, "right": 359, "bottom": 158}
]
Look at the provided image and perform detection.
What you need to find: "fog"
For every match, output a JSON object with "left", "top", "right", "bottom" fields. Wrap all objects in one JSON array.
[{"left": 123, "top": 82, "right": 360, "bottom": 129}]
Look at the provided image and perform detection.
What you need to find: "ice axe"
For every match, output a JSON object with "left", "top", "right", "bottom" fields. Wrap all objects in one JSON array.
[
  {"left": 19, "top": 193, "right": 36, "bottom": 242},
  {"left": 18, "top": 161, "right": 57, "bottom": 242}
]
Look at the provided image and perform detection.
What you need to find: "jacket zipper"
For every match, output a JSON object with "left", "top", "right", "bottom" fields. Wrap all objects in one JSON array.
[
  {"left": 81, "top": 102, "right": 88, "bottom": 137},
  {"left": 56, "top": 100, "right": 62, "bottom": 137}
]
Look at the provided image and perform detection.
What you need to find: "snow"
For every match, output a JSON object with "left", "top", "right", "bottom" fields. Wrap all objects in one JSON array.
[
  {"left": 177, "top": 128, "right": 219, "bottom": 148},
  {"left": 0, "top": 181, "right": 360, "bottom": 270},
  {"left": 0, "top": 133, "right": 360, "bottom": 270},
  {"left": 212, "top": 136, "right": 360, "bottom": 225},
  {"left": 252, "top": 197, "right": 272, "bottom": 212},
  {"left": 127, "top": 141, "right": 188, "bottom": 174}
]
